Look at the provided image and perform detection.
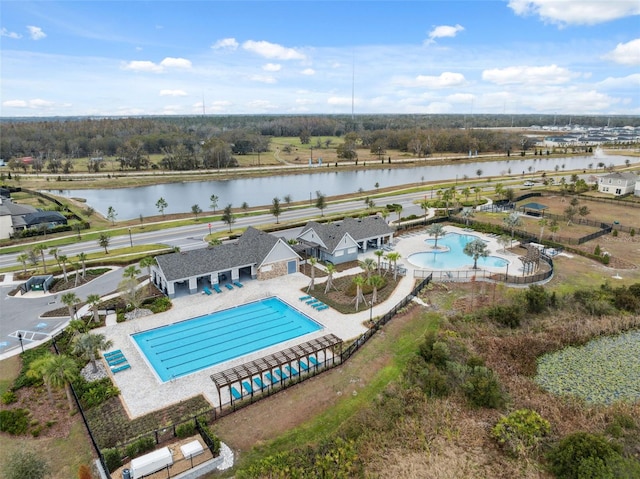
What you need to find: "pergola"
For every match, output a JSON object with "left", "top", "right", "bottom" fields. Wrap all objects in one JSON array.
[
  {"left": 211, "top": 334, "right": 343, "bottom": 407},
  {"left": 519, "top": 202, "right": 548, "bottom": 217}
]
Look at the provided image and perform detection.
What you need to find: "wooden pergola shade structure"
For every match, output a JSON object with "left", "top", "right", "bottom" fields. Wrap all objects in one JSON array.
[
  {"left": 211, "top": 334, "right": 343, "bottom": 407},
  {"left": 519, "top": 202, "right": 548, "bottom": 217}
]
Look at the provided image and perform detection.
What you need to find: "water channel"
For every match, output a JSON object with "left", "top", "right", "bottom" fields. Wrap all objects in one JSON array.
[{"left": 48, "top": 152, "right": 635, "bottom": 220}]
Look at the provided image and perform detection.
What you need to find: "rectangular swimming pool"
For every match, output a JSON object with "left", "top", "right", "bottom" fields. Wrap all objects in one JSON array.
[{"left": 132, "top": 297, "right": 322, "bottom": 382}]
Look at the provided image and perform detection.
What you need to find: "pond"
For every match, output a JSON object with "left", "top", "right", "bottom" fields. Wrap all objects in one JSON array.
[
  {"left": 535, "top": 330, "right": 640, "bottom": 404},
  {"left": 47, "top": 151, "right": 634, "bottom": 220}
]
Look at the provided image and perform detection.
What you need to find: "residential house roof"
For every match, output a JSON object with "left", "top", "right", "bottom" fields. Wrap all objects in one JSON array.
[
  {"left": 599, "top": 171, "right": 638, "bottom": 182},
  {"left": 23, "top": 210, "right": 67, "bottom": 227},
  {"left": 299, "top": 216, "right": 393, "bottom": 253},
  {"left": 155, "top": 226, "right": 296, "bottom": 282}
]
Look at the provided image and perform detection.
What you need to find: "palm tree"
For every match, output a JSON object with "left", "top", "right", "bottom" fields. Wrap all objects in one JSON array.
[
  {"left": 374, "top": 249, "right": 385, "bottom": 274},
  {"left": 549, "top": 220, "right": 560, "bottom": 242},
  {"left": 418, "top": 199, "right": 430, "bottom": 219},
  {"left": 77, "top": 252, "right": 87, "bottom": 278},
  {"left": 380, "top": 209, "right": 390, "bottom": 223},
  {"left": 426, "top": 223, "right": 446, "bottom": 249},
  {"left": 462, "top": 187, "right": 471, "bottom": 203},
  {"left": 324, "top": 263, "right": 337, "bottom": 294},
  {"left": 61, "top": 292, "right": 80, "bottom": 319},
  {"left": 16, "top": 253, "right": 29, "bottom": 275},
  {"left": 352, "top": 275, "right": 367, "bottom": 312},
  {"left": 27, "top": 353, "right": 78, "bottom": 410},
  {"left": 86, "top": 294, "right": 102, "bottom": 324},
  {"left": 538, "top": 218, "right": 548, "bottom": 242},
  {"left": 503, "top": 212, "right": 522, "bottom": 246},
  {"left": 461, "top": 208, "right": 475, "bottom": 226},
  {"left": 209, "top": 194, "right": 219, "bottom": 213},
  {"left": 45, "top": 355, "right": 79, "bottom": 411},
  {"left": 463, "top": 238, "right": 489, "bottom": 269},
  {"left": 98, "top": 233, "right": 110, "bottom": 254},
  {"left": 33, "top": 244, "right": 47, "bottom": 273},
  {"left": 59, "top": 254, "right": 68, "bottom": 282},
  {"left": 72, "top": 332, "right": 113, "bottom": 373},
  {"left": 123, "top": 264, "right": 140, "bottom": 280},
  {"left": 140, "top": 256, "right": 156, "bottom": 279},
  {"left": 498, "top": 235, "right": 511, "bottom": 253},
  {"left": 385, "top": 251, "right": 401, "bottom": 280},
  {"left": 306, "top": 257, "right": 318, "bottom": 292},
  {"left": 359, "top": 258, "right": 376, "bottom": 280},
  {"left": 48, "top": 247, "right": 61, "bottom": 270},
  {"left": 473, "top": 186, "right": 482, "bottom": 206},
  {"left": 368, "top": 274, "right": 385, "bottom": 305}
]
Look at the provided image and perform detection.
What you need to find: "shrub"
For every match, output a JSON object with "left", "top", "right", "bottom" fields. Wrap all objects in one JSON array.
[
  {"left": 0, "top": 408, "right": 30, "bottom": 435},
  {"left": 492, "top": 409, "right": 550, "bottom": 456},
  {"left": 77, "top": 379, "right": 120, "bottom": 409},
  {"left": 4, "top": 449, "right": 49, "bottom": 479},
  {"left": 594, "top": 244, "right": 602, "bottom": 256},
  {"left": 102, "top": 448, "right": 122, "bottom": 473},
  {"left": 199, "top": 424, "right": 221, "bottom": 456},
  {"left": 149, "top": 296, "right": 172, "bottom": 313},
  {"left": 486, "top": 304, "right": 523, "bottom": 328},
  {"left": 631, "top": 228, "right": 636, "bottom": 237},
  {"left": 524, "top": 285, "right": 550, "bottom": 313},
  {"left": 125, "top": 436, "right": 155, "bottom": 459},
  {"left": 613, "top": 229, "right": 618, "bottom": 237},
  {"left": 547, "top": 432, "right": 621, "bottom": 479},
  {"left": 176, "top": 420, "right": 196, "bottom": 438},
  {"left": 1, "top": 390, "right": 18, "bottom": 404},
  {"left": 463, "top": 366, "right": 506, "bottom": 408}
]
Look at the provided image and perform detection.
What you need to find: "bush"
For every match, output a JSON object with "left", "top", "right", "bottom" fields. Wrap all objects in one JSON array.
[
  {"left": 149, "top": 296, "right": 172, "bottom": 313},
  {"left": 176, "top": 420, "right": 196, "bottom": 438},
  {"left": 4, "top": 449, "right": 49, "bottom": 479},
  {"left": 0, "top": 408, "right": 30, "bottom": 435},
  {"left": 486, "top": 304, "right": 523, "bottom": 328},
  {"left": 547, "top": 432, "right": 621, "bottom": 479},
  {"left": 463, "top": 366, "right": 506, "bottom": 408},
  {"left": 1, "top": 390, "right": 18, "bottom": 404},
  {"left": 631, "top": 229, "right": 636, "bottom": 237},
  {"left": 76, "top": 378, "right": 120, "bottom": 409},
  {"left": 125, "top": 436, "right": 156, "bottom": 459},
  {"left": 594, "top": 244, "right": 602, "bottom": 256},
  {"left": 492, "top": 409, "right": 550, "bottom": 456},
  {"left": 102, "top": 448, "right": 122, "bottom": 473},
  {"left": 199, "top": 424, "right": 222, "bottom": 456}
]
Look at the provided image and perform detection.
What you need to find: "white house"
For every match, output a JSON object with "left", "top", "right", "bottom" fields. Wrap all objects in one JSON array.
[{"left": 597, "top": 172, "right": 638, "bottom": 196}]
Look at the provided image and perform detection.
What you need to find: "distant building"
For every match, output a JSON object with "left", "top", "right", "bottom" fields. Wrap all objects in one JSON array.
[
  {"left": 597, "top": 172, "right": 638, "bottom": 196},
  {"left": 0, "top": 197, "right": 68, "bottom": 239}
]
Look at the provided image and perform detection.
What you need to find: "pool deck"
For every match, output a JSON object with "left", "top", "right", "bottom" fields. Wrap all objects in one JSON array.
[
  {"left": 391, "top": 225, "right": 525, "bottom": 277},
  {"left": 94, "top": 225, "right": 523, "bottom": 418},
  {"left": 95, "top": 267, "right": 416, "bottom": 417}
]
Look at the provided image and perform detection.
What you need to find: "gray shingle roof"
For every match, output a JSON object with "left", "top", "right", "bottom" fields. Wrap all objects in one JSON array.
[
  {"left": 155, "top": 226, "right": 282, "bottom": 282},
  {"left": 299, "top": 216, "right": 393, "bottom": 253}
]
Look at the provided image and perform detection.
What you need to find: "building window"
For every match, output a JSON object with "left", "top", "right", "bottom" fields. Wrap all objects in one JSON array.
[{"left": 615, "top": 188, "right": 622, "bottom": 195}]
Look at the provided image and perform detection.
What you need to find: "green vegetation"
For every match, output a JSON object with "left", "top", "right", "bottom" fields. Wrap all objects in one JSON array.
[
  {"left": 536, "top": 330, "right": 640, "bottom": 404},
  {"left": 492, "top": 409, "right": 550, "bottom": 457}
]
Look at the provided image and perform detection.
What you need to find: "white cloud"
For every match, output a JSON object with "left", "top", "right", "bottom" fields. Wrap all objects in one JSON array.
[
  {"left": 445, "top": 93, "right": 475, "bottom": 104},
  {"left": 209, "top": 100, "right": 232, "bottom": 112},
  {"left": 508, "top": 0, "right": 640, "bottom": 26},
  {"left": 122, "top": 57, "right": 191, "bottom": 73},
  {"left": 263, "top": 63, "right": 281, "bottom": 72},
  {"left": 396, "top": 72, "right": 466, "bottom": 88},
  {"left": 598, "top": 73, "right": 640, "bottom": 88},
  {"left": 160, "top": 57, "right": 192, "bottom": 69},
  {"left": 482, "top": 64, "right": 578, "bottom": 85},
  {"left": 159, "top": 89, "right": 188, "bottom": 97},
  {"left": 123, "top": 60, "right": 164, "bottom": 73},
  {"left": 2, "top": 98, "right": 56, "bottom": 109},
  {"left": 249, "top": 74, "right": 277, "bottom": 84},
  {"left": 247, "top": 99, "right": 277, "bottom": 110},
  {"left": 27, "top": 25, "right": 46, "bottom": 40},
  {"left": 301, "top": 68, "right": 315, "bottom": 76},
  {"left": 242, "top": 40, "right": 305, "bottom": 60},
  {"left": 1, "top": 28, "right": 21, "bottom": 39},
  {"left": 605, "top": 39, "right": 640, "bottom": 66},
  {"left": 327, "top": 96, "right": 355, "bottom": 106},
  {"left": 212, "top": 38, "right": 239, "bottom": 50},
  {"left": 426, "top": 24, "right": 464, "bottom": 44}
]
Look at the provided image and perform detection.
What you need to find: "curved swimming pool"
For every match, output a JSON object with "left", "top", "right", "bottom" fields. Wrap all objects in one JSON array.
[{"left": 408, "top": 232, "right": 509, "bottom": 270}]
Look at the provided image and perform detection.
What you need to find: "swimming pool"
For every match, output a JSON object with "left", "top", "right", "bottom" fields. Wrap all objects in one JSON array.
[
  {"left": 408, "top": 232, "right": 510, "bottom": 269},
  {"left": 132, "top": 297, "right": 322, "bottom": 382}
]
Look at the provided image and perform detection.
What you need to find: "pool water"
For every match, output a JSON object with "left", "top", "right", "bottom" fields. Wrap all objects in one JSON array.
[
  {"left": 408, "top": 232, "right": 509, "bottom": 270},
  {"left": 132, "top": 297, "right": 322, "bottom": 382}
]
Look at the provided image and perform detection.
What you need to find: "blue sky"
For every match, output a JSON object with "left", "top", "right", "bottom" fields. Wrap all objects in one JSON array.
[{"left": 1, "top": 0, "right": 639, "bottom": 117}]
